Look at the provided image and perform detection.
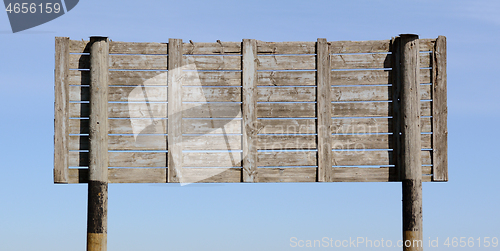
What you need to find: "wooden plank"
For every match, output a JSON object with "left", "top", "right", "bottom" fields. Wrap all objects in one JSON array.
[
  {"left": 257, "top": 87, "right": 316, "bottom": 102},
  {"left": 256, "top": 41, "right": 316, "bottom": 54},
  {"left": 183, "top": 55, "right": 241, "bottom": 70},
  {"left": 258, "top": 71, "right": 316, "bottom": 86},
  {"left": 331, "top": 54, "right": 391, "bottom": 69},
  {"left": 70, "top": 102, "right": 167, "bottom": 118},
  {"left": 391, "top": 36, "right": 403, "bottom": 181},
  {"left": 183, "top": 135, "right": 241, "bottom": 150},
  {"left": 70, "top": 118, "right": 167, "bottom": 135},
  {"left": 330, "top": 69, "right": 431, "bottom": 85},
  {"left": 69, "top": 39, "right": 89, "bottom": 53},
  {"left": 419, "top": 38, "right": 436, "bottom": 52},
  {"left": 182, "top": 119, "right": 241, "bottom": 134},
  {"left": 167, "top": 39, "right": 183, "bottom": 183},
  {"left": 330, "top": 82, "right": 430, "bottom": 101},
  {"left": 69, "top": 135, "right": 167, "bottom": 150},
  {"left": 316, "top": 38, "right": 332, "bottom": 182},
  {"left": 69, "top": 151, "right": 167, "bottom": 167},
  {"left": 330, "top": 40, "right": 391, "bottom": 53},
  {"left": 242, "top": 39, "right": 258, "bottom": 182},
  {"left": 69, "top": 54, "right": 170, "bottom": 70},
  {"left": 258, "top": 167, "right": 316, "bottom": 182},
  {"left": 257, "top": 55, "right": 316, "bottom": 70},
  {"left": 183, "top": 87, "right": 241, "bottom": 102},
  {"left": 68, "top": 168, "right": 168, "bottom": 183},
  {"left": 331, "top": 101, "right": 431, "bottom": 117},
  {"left": 257, "top": 119, "right": 316, "bottom": 134},
  {"left": 257, "top": 102, "right": 315, "bottom": 118},
  {"left": 331, "top": 117, "right": 432, "bottom": 134},
  {"left": 54, "top": 37, "right": 70, "bottom": 183},
  {"left": 432, "top": 36, "right": 448, "bottom": 182},
  {"left": 331, "top": 150, "right": 432, "bottom": 166},
  {"left": 181, "top": 102, "right": 241, "bottom": 118},
  {"left": 182, "top": 152, "right": 242, "bottom": 167},
  {"left": 180, "top": 168, "right": 241, "bottom": 183},
  {"left": 69, "top": 40, "right": 169, "bottom": 54},
  {"left": 183, "top": 41, "right": 242, "bottom": 55},
  {"left": 330, "top": 167, "right": 396, "bottom": 182},
  {"left": 330, "top": 134, "right": 431, "bottom": 150},
  {"left": 183, "top": 71, "right": 241, "bottom": 86},
  {"left": 69, "top": 86, "right": 168, "bottom": 102},
  {"left": 258, "top": 135, "right": 316, "bottom": 150},
  {"left": 257, "top": 151, "right": 317, "bottom": 167}
]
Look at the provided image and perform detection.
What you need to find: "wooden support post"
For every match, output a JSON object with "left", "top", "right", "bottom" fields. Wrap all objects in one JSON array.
[
  {"left": 399, "top": 34, "right": 423, "bottom": 251},
  {"left": 168, "top": 38, "right": 183, "bottom": 183},
  {"left": 316, "top": 38, "right": 332, "bottom": 182},
  {"left": 87, "top": 36, "right": 109, "bottom": 251},
  {"left": 391, "top": 36, "right": 403, "bottom": 181},
  {"left": 242, "top": 39, "right": 258, "bottom": 182},
  {"left": 432, "top": 36, "right": 448, "bottom": 181},
  {"left": 54, "top": 37, "right": 70, "bottom": 184}
]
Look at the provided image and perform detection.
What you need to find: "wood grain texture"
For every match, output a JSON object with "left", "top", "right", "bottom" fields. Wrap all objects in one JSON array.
[
  {"left": 258, "top": 135, "right": 316, "bottom": 150},
  {"left": 330, "top": 69, "right": 431, "bottom": 85},
  {"left": 316, "top": 38, "right": 332, "bottom": 182},
  {"left": 330, "top": 134, "right": 431, "bottom": 150},
  {"left": 331, "top": 117, "right": 432, "bottom": 134},
  {"left": 331, "top": 101, "right": 431, "bottom": 117},
  {"left": 257, "top": 102, "right": 315, "bottom": 118},
  {"left": 257, "top": 87, "right": 316, "bottom": 102},
  {"left": 183, "top": 55, "right": 241, "bottom": 70},
  {"left": 258, "top": 168, "right": 316, "bottom": 182},
  {"left": 331, "top": 54, "right": 391, "bottom": 69},
  {"left": 257, "top": 119, "right": 316, "bottom": 134},
  {"left": 69, "top": 151, "right": 167, "bottom": 167},
  {"left": 181, "top": 102, "right": 241, "bottom": 118},
  {"left": 69, "top": 54, "right": 169, "bottom": 70},
  {"left": 69, "top": 86, "right": 168, "bottom": 102},
  {"left": 432, "top": 36, "right": 448, "bottom": 182},
  {"left": 183, "top": 87, "right": 241, "bottom": 102},
  {"left": 329, "top": 40, "right": 391, "bottom": 53},
  {"left": 330, "top": 84, "right": 430, "bottom": 102},
  {"left": 257, "top": 41, "right": 315, "bottom": 54},
  {"left": 182, "top": 152, "right": 242, "bottom": 167},
  {"left": 331, "top": 150, "right": 432, "bottom": 166},
  {"left": 258, "top": 71, "right": 316, "bottom": 86},
  {"left": 242, "top": 39, "right": 258, "bottom": 182},
  {"left": 257, "top": 55, "right": 316, "bottom": 70},
  {"left": 68, "top": 168, "right": 167, "bottom": 183},
  {"left": 54, "top": 37, "right": 70, "bottom": 183},
  {"left": 167, "top": 39, "right": 183, "bottom": 182},
  {"left": 183, "top": 71, "right": 241, "bottom": 86},
  {"left": 183, "top": 135, "right": 241, "bottom": 150},
  {"left": 257, "top": 151, "right": 317, "bottom": 167},
  {"left": 69, "top": 102, "right": 167, "bottom": 118},
  {"left": 182, "top": 119, "right": 241, "bottom": 134},
  {"left": 183, "top": 41, "right": 242, "bottom": 54}
]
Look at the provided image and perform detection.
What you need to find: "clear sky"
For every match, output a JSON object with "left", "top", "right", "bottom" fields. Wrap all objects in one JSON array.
[{"left": 1, "top": 0, "right": 499, "bottom": 250}]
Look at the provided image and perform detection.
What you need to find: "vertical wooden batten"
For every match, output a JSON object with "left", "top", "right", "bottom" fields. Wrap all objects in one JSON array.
[
  {"left": 391, "top": 37, "right": 403, "bottom": 181},
  {"left": 399, "top": 34, "right": 423, "bottom": 251},
  {"left": 242, "top": 39, "right": 258, "bottom": 182},
  {"left": 54, "top": 37, "right": 70, "bottom": 184},
  {"left": 87, "top": 36, "right": 110, "bottom": 251},
  {"left": 316, "top": 38, "right": 332, "bottom": 182},
  {"left": 432, "top": 36, "right": 448, "bottom": 182},
  {"left": 168, "top": 39, "right": 183, "bottom": 183}
]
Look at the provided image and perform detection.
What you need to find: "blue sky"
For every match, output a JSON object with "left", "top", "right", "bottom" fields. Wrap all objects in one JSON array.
[{"left": 1, "top": 0, "right": 499, "bottom": 250}]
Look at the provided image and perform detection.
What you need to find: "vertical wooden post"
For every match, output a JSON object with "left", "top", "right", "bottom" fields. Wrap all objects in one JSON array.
[
  {"left": 87, "top": 36, "right": 109, "bottom": 251},
  {"left": 54, "top": 37, "right": 70, "bottom": 184},
  {"left": 316, "top": 38, "right": 332, "bottom": 182},
  {"left": 168, "top": 38, "right": 183, "bottom": 183},
  {"left": 391, "top": 37, "right": 403, "bottom": 181},
  {"left": 432, "top": 36, "right": 448, "bottom": 181},
  {"left": 242, "top": 39, "right": 258, "bottom": 182},
  {"left": 399, "top": 34, "right": 423, "bottom": 251}
]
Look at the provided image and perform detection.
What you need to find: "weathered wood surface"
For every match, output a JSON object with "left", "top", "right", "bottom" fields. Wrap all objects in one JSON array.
[
  {"left": 316, "top": 38, "right": 332, "bottom": 182},
  {"left": 331, "top": 84, "right": 431, "bottom": 101},
  {"left": 331, "top": 117, "right": 432, "bottom": 134},
  {"left": 167, "top": 39, "right": 183, "bottom": 183},
  {"left": 69, "top": 86, "right": 168, "bottom": 102},
  {"left": 257, "top": 103, "right": 315, "bottom": 118},
  {"left": 432, "top": 36, "right": 448, "bottom": 182},
  {"left": 258, "top": 135, "right": 316, "bottom": 150},
  {"left": 331, "top": 134, "right": 431, "bottom": 150},
  {"left": 330, "top": 69, "right": 431, "bottom": 85},
  {"left": 330, "top": 53, "right": 430, "bottom": 69},
  {"left": 258, "top": 71, "right": 316, "bottom": 86},
  {"left": 182, "top": 119, "right": 241, "bottom": 134},
  {"left": 183, "top": 42, "right": 241, "bottom": 54},
  {"left": 183, "top": 87, "right": 241, "bottom": 102},
  {"left": 258, "top": 168, "right": 316, "bottom": 182},
  {"left": 183, "top": 55, "right": 241, "bottom": 70},
  {"left": 242, "top": 39, "right": 258, "bottom": 182},
  {"left": 54, "top": 37, "right": 70, "bottom": 183},
  {"left": 331, "top": 150, "right": 432, "bottom": 166},
  {"left": 257, "top": 55, "right": 316, "bottom": 70},
  {"left": 183, "top": 71, "right": 241, "bottom": 86},
  {"left": 330, "top": 167, "right": 431, "bottom": 182},
  {"left": 181, "top": 103, "right": 241, "bottom": 118},
  {"left": 183, "top": 152, "right": 242, "bottom": 167},
  {"left": 257, "top": 151, "right": 317, "bottom": 166},
  {"left": 331, "top": 101, "right": 431, "bottom": 117},
  {"left": 257, "top": 119, "right": 316, "bottom": 134},
  {"left": 69, "top": 54, "right": 169, "bottom": 70},
  {"left": 68, "top": 168, "right": 168, "bottom": 183},
  {"left": 257, "top": 87, "right": 316, "bottom": 102},
  {"left": 183, "top": 135, "right": 241, "bottom": 150},
  {"left": 257, "top": 41, "right": 315, "bottom": 54}
]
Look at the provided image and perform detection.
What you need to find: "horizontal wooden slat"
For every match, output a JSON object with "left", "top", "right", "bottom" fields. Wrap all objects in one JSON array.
[
  {"left": 69, "top": 135, "right": 167, "bottom": 150},
  {"left": 257, "top": 151, "right": 316, "bottom": 166},
  {"left": 182, "top": 102, "right": 241, "bottom": 118},
  {"left": 69, "top": 86, "right": 168, "bottom": 102},
  {"left": 183, "top": 87, "right": 241, "bottom": 102},
  {"left": 331, "top": 150, "right": 432, "bottom": 166},
  {"left": 331, "top": 117, "right": 432, "bottom": 134},
  {"left": 69, "top": 118, "right": 167, "bottom": 134},
  {"left": 257, "top": 87, "right": 316, "bottom": 102},
  {"left": 183, "top": 55, "right": 241, "bottom": 70},
  {"left": 183, "top": 71, "right": 241, "bottom": 86},
  {"left": 331, "top": 101, "right": 431, "bottom": 117},
  {"left": 330, "top": 69, "right": 431, "bottom": 85},
  {"left": 330, "top": 84, "right": 431, "bottom": 101},
  {"left": 257, "top": 103, "right": 315, "bottom": 118},
  {"left": 182, "top": 152, "right": 242, "bottom": 167},
  {"left": 183, "top": 42, "right": 242, "bottom": 54},
  {"left": 257, "top": 119, "right": 316, "bottom": 134},
  {"left": 331, "top": 134, "right": 431, "bottom": 150},
  {"left": 182, "top": 119, "right": 241, "bottom": 134},
  {"left": 69, "top": 151, "right": 167, "bottom": 167},
  {"left": 69, "top": 54, "right": 169, "bottom": 70},
  {"left": 420, "top": 52, "right": 431, "bottom": 68},
  {"left": 69, "top": 40, "right": 169, "bottom": 54},
  {"left": 257, "top": 41, "right": 316, "bottom": 54},
  {"left": 258, "top": 71, "right": 316, "bottom": 86},
  {"left": 257, "top": 55, "right": 316, "bottom": 70},
  {"left": 330, "top": 40, "right": 391, "bottom": 54},
  {"left": 180, "top": 168, "right": 242, "bottom": 183},
  {"left": 331, "top": 54, "right": 391, "bottom": 69},
  {"left": 329, "top": 167, "right": 432, "bottom": 182},
  {"left": 419, "top": 39, "right": 436, "bottom": 52},
  {"left": 68, "top": 168, "right": 167, "bottom": 183},
  {"left": 258, "top": 135, "right": 316, "bottom": 150},
  {"left": 70, "top": 102, "right": 167, "bottom": 118},
  {"left": 183, "top": 135, "right": 241, "bottom": 150},
  {"left": 258, "top": 167, "right": 316, "bottom": 182}
]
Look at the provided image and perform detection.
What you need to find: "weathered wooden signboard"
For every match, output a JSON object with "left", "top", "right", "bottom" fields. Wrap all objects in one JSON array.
[{"left": 54, "top": 35, "right": 447, "bottom": 251}]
